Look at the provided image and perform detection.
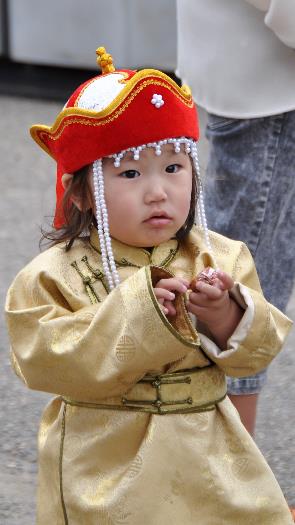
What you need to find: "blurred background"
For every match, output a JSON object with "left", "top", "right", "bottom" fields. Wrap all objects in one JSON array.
[
  {"left": 0, "top": 1, "right": 294, "bottom": 523},
  {"left": 0, "top": 0, "right": 176, "bottom": 99}
]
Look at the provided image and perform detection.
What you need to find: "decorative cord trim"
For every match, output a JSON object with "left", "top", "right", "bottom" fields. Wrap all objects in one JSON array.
[
  {"left": 116, "top": 258, "right": 141, "bottom": 269},
  {"left": 157, "top": 246, "right": 179, "bottom": 269},
  {"left": 59, "top": 403, "right": 68, "bottom": 525},
  {"left": 81, "top": 255, "right": 108, "bottom": 292},
  {"left": 71, "top": 256, "right": 109, "bottom": 303},
  {"left": 61, "top": 394, "right": 226, "bottom": 416}
]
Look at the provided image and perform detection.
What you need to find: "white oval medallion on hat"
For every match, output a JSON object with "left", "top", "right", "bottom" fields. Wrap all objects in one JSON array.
[{"left": 75, "top": 73, "right": 126, "bottom": 111}]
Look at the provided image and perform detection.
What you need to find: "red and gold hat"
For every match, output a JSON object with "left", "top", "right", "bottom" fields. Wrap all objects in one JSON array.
[{"left": 30, "top": 47, "right": 199, "bottom": 228}]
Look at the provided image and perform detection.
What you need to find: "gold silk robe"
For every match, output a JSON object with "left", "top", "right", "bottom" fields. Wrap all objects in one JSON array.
[{"left": 5, "top": 226, "right": 293, "bottom": 524}]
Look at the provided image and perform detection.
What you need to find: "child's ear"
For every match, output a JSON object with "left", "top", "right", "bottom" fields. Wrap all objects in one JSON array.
[{"left": 61, "top": 173, "right": 84, "bottom": 211}]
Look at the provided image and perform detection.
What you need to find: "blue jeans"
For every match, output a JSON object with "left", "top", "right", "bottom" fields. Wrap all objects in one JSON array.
[{"left": 205, "top": 111, "right": 295, "bottom": 394}]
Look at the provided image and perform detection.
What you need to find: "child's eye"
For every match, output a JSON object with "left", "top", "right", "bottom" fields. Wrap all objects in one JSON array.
[
  {"left": 166, "top": 164, "right": 181, "bottom": 173},
  {"left": 120, "top": 170, "right": 140, "bottom": 179}
]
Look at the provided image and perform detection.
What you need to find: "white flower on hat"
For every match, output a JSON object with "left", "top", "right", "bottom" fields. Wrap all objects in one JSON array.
[{"left": 151, "top": 93, "right": 164, "bottom": 108}]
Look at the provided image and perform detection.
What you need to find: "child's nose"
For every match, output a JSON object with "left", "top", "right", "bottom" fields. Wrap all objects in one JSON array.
[{"left": 144, "top": 182, "right": 167, "bottom": 203}]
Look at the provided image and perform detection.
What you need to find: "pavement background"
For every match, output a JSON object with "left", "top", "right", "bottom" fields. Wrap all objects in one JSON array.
[{"left": 0, "top": 94, "right": 294, "bottom": 524}]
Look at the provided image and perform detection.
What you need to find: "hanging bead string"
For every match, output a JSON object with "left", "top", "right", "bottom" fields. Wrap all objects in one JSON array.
[
  {"left": 92, "top": 159, "right": 120, "bottom": 290},
  {"left": 98, "top": 158, "right": 120, "bottom": 288},
  {"left": 92, "top": 137, "right": 217, "bottom": 290},
  {"left": 109, "top": 137, "right": 195, "bottom": 166},
  {"left": 189, "top": 141, "right": 218, "bottom": 268},
  {"left": 92, "top": 159, "right": 113, "bottom": 289}
]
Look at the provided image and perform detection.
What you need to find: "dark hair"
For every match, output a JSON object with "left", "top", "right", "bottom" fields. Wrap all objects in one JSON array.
[
  {"left": 41, "top": 159, "right": 198, "bottom": 250},
  {"left": 176, "top": 162, "right": 198, "bottom": 240},
  {"left": 40, "top": 166, "right": 95, "bottom": 251}
]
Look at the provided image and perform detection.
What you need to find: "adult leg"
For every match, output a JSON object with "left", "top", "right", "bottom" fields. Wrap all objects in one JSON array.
[{"left": 204, "top": 111, "right": 295, "bottom": 434}]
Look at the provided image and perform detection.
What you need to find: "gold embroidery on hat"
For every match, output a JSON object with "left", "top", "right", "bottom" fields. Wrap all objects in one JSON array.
[
  {"left": 181, "top": 84, "right": 192, "bottom": 97},
  {"left": 30, "top": 69, "right": 194, "bottom": 157},
  {"left": 38, "top": 79, "right": 193, "bottom": 151}
]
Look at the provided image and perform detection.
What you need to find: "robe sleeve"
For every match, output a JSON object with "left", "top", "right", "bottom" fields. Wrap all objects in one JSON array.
[
  {"left": 198, "top": 243, "right": 293, "bottom": 377},
  {"left": 5, "top": 263, "right": 198, "bottom": 402}
]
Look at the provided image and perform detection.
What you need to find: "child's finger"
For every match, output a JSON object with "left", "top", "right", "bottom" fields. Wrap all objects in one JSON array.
[
  {"left": 161, "top": 304, "right": 169, "bottom": 315},
  {"left": 178, "top": 277, "right": 190, "bottom": 287},
  {"left": 164, "top": 300, "right": 176, "bottom": 316},
  {"left": 155, "top": 278, "right": 188, "bottom": 294},
  {"left": 186, "top": 300, "right": 206, "bottom": 316},
  {"left": 193, "top": 282, "right": 223, "bottom": 300},
  {"left": 215, "top": 270, "right": 234, "bottom": 290},
  {"left": 154, "top": 288, "right": 176, "bottom": 302},
  {"left": 188, "top": 292, "right": 210, "bottom": 308}
]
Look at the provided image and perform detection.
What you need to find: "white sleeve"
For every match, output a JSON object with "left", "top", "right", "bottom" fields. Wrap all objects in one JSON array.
[{"left": 245, "top": 0, "right": 295, "bottom": 48}]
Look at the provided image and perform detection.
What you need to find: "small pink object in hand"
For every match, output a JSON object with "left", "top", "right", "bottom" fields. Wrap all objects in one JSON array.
[{"left": 190, "top": 266, "right": 218, "bottom": 289}]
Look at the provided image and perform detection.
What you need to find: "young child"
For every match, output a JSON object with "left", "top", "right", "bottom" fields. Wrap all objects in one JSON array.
[{"left": 5, "top": 47, "right": 293, "bottom": 524}]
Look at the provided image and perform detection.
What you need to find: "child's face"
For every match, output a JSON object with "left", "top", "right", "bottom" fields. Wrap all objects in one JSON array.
[{"left": 91, "top": 144, "right": 193, "bottom": 247}]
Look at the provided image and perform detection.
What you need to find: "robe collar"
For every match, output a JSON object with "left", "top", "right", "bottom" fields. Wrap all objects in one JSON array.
[{"left": 89, "top": 226, "right": 179, "bottom": 269}]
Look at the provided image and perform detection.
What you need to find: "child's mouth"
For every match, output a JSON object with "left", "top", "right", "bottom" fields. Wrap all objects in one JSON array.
[
  {"left": 144, "top": 213, "right": 172, "bottom": 227},
  {"left": 144, "top": 217, "right": 172, "bottom": 226}
]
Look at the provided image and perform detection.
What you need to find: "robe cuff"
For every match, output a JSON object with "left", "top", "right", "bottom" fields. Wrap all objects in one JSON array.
[
  {"left": 149, "top": 266, "right": 199, "bottom": 344},
  {"left": 198, "top": 282, "right": 274, "bottom": 377}
]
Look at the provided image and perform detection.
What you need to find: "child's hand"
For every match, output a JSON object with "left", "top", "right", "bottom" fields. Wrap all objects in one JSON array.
[
  {"left": 187, "top": 270, "right": 234, "bottom": 327},
  {"left": 154, "top": 277, "right": 189, "bottom": 316},
  {"left": 187, "top": 269, "right": 243, "bottom": 348}
]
